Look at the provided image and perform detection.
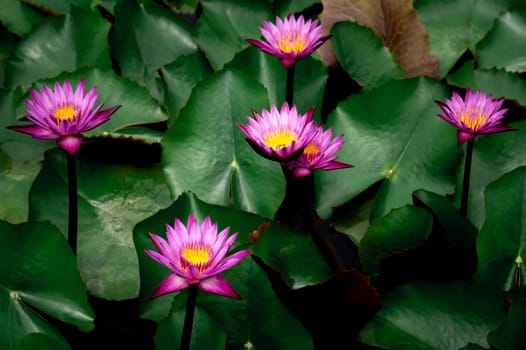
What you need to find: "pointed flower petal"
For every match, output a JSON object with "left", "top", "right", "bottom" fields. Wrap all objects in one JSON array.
[
  {"left": 144, "top": 214, "right": 251, "bottom": 299},
  {"left": 247, "top": 14, "right": 330, "bottom": 67},
  {"left": 8, "top": 79, "right": 120, "bottom": 154},
  {"left": 436, "top": 88, "right": 515, "bottom": 144},
  {"left": 197, "top": 275, "right": 242, "bottom": 299}
]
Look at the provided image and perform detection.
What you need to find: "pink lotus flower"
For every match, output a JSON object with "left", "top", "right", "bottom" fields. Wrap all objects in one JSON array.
[
  {"left": 8, "top": 79, "right": 120, "bottom": 155},
  {"left": 247, "top": 15, "right": 330, "bottom": 68},
  {"left": 145, "top": 215, "right": 252, "bottom": 299},
  {"left": 436, "top": 89, "right": 514, "bottom": 144},
  {"left": 284, "top": 123, "right": 353, "bottom": 177},
  {"left": 237, "top": 102, "right": 315, "bottom": 162}
]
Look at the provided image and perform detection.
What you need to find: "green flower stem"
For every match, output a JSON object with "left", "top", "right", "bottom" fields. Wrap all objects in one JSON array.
[
  {"left": 66, "top": 152, "right": 78, "bottom": 254},
  {"left": 275, "top": 167, "right": 347, "bottom": 270},
  {"left": 285, "top": 63, "right": 296, "bottom": 105},
  {"left": 460, "top": 138, "right": 474, "bottom": 217},
  {"left": 180, "top": 285, "right": 198, "bottom": 350}
]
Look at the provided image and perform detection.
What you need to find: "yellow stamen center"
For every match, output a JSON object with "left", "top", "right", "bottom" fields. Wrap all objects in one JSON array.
[
  {"left": 264, "top": 129, "right": 298, "bottom": 150},
  {"left": 303, "top": 142, "right": 319, "bottom": 163},
  {"left": 181, "top": 244, "right": 211, "bottom": 272},
  {"left": 277, "top": 33, "right": 307, "bottom": 54},
  {"left": 459, "top": 108, "right": 487, "bottom": 131},
  {"left": 54, "top": 105, "right": 77, "bottom": 126}
]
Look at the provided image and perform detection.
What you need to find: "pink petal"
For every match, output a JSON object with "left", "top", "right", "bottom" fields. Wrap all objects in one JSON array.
[
  {"left": 56, "top": 135, "right": 84, "bottom": 155},
  {"left": 457, "top": 131, "right": 474, "bottom": 145},
  {"left": 197, "top": 275, "right": 242, "bottom": 299},
  {"left": 8, "top": 125, "right": 57, "bottom": 139},
  {"left": 150, "top": 274, "right": 189, "bottom": 298}
]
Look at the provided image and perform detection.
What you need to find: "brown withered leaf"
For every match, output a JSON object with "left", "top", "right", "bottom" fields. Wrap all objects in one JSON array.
[{"left": 319, "top": 0, "right": 440, "bottom": 78}]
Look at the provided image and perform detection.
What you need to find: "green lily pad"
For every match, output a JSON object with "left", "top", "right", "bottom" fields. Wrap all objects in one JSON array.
[
  {"left": 110, "top": 0, "right": 197, "bottom": 88},
  {"left": 358, "top": 281, "right": 504, "bottom": 350},
  {"left": 447, "top": 60, "right": 526, "bottom": 106},
  {"left": 472, "top": 166, "right": 526, "bottom": 291},
  {"left": 28, "top": 147, "right": 172, "bottom": 300},
  {"left": 0, "top": 220, "right": 94, "bottom": 349},
  {"left": 162, "top": 69, "right": 285, "bottom": 219},
  {"left": 227, "top": 46, "right": 328, "bottom": 122},
  {"left": 13, "top": 333, "right": 70, "bottom": 350},
  {"left": 488, "top": 288, "right": 526, "bottom": 350},
  {"left": 5, "top": 6, "right": 111, "bottom": 88},
  {"left": 477, "top": 10, "right": 526, "bottom": 72},
  {"left": 359, "top": 205, "right": 433, "bottom": 282},
  {"left": 331, "top": 21, "right": 403, "bottom": 90},
  {"left": 0, "top": 0, "right": 45, "bottom": 36},
  {"left": 193, "top": 0, "right": 273, "bottom": 70},
  {"left": 415, "top": 0, "right": 521, "bottom": 76},
  {"left": 161, "top": 52, "right": 212, "bottom": 124},
  {"left": 316, "top": 77, "right": 461, "bottom": 221}
]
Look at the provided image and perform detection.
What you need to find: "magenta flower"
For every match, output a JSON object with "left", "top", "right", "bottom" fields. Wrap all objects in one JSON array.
[
  {"left": 284, "top": 124, "right": 353, "bottom": 177},
  {"left": 8, "top": 79, "right": 120, "bottom": 155},
  {"left": 144, "top": 215, "right": 252, "bottom": 299},
  {"left": 436, "top": 89, "right": 514, "bottom": 144},
  {"left": 247, "top": 14, "right": 330, "bottom": 68},
  {"left": 237, "top": 102, "right": 315, "bottom": 162}
]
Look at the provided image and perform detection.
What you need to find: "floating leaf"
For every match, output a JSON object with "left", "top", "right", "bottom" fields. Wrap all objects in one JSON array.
[
  {"left": 319, "top": 0, "right": 439, "bottom": 78},
  {"left": 193, "top": 0, "right": 273, "bottom": 70},
  {"left": 358, "top": 281, "right": 504, "bottom": 350},
  {"left": 110, "top": 0, "right": 197, "bottom": 86},
  {"left": 5, "top": 6, "right": 111, "bottom": 88},
  {"left": 316, "top": 77, "right": 460, "bottom": 221},
  {"left": 447, "top": 60, "right": 526, "bottom": 106},
  {"left": 162, "top": 69, "right": 285, "bottom": 218},
  {"left": 415, "top": 0, "right": 521, "bottom": 76},
  {"left": 0, "top": 1, "right": 44, "bottom": 37},
  {"left": 28, "top": 147, "right": 172, "bottom": 300},
  {"left": 472, "top": 166, "right": 526, "bottom": 291},
  {"left": 227, "top": 46, "right": 328, "bottom": 122},
  {"left": 0, "top": 220, "right": 94, "bottom": 349},
  {"left": 331, "top": 21, "right": 403, "bottom": 89},
  {"left": 359, "top": 205, "right": 433, "bottom": 282},
  {"left": 488, "top": 288, "right": 526, "bottom": 350},
  {"left": 477, "top": 10, "right": 526, "bottom": 73}
]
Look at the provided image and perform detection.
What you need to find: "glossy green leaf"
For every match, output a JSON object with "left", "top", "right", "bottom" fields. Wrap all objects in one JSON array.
[
  {"left": 477, "top": 10, "right": 526, "bottom": 72},
  {"left": 275, "top": 0, "right": 319, "bottom": 15},
  {"left": 359, "top": 205, "right": 433, "bottom": 281},
  {"left": 412, "top": 189, "right": 478, "bottom": 275},
  {"left": 162, "top": 69, "right": 285, "bottom": 219},
  {"left": 358, "top": 281, "right": 505, "bottom": 350},
  {"left": 154, "top": 296, "right": 227, "bottom": 350},
  {"left": 193, "top": 0, "right": 273, "bottom": 70},
  {"left": 0, "top": 220, "right": 94, "bottom": 349},
  {"left": 488, "top": 288, "right": 526, "bottom": 350},
  {"left": 13, "top": 333, "right": 70, "bottom": 350},
  {"left": 316, "top": 77, "right": 461, "bottom": 221},
  {"left": 415, "top": 0, "right": 521, "bottom": 76},
  {"left": 454, "top": 119, "right": 526, "bottom": 229},
  {"left": 0, "top": 88, "right": 50, "bottom": 224},
  {"left": 227, "top": 46, "right": 328, "bottom": 122},
  {"left": 28, "top": 147, "right": 172, "bottom": 300},
  {"left": 331, "top": 21, "right": 403, "bottom": 90},
  {"left": 161, "top": 52, "right": 212, "bottom": 124},
  {"left": 26, "top": 0, "right": 72, "bottom": 14},
  {"left": 5, "top": 6, "right": 111, "bottom": 88},
  {"left": 0, "top": 1, "right": 45, "bottom": 36},
  {"left": 447, "top": 60, "right": 526, "bottom": 106},
  {"left": 472, "top": 167, "right": 526, "bottom": 291},
  {"left": 14, "top": 68, "right": 167, "bottom": 138},
  {"left": 134, "top": 193, "right": 319, "bottom": 349},
  {"left": 110, "top": 0, "right": 197, "bottom": 86}
]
